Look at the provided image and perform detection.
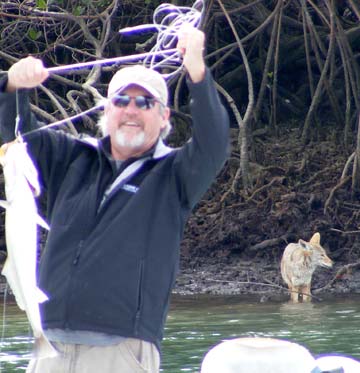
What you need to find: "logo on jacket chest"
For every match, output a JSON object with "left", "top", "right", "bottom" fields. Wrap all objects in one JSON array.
[{"left": 121, "top": 184, "right": 139, "bottom": 193}]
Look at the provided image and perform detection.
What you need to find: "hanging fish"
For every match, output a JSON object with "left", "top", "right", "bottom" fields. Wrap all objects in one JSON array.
[{"left": 0, "top": 137, "right": 57, "bottom": 358}]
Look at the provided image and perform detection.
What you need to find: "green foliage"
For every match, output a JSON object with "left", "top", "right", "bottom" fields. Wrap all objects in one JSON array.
[
  {"left": 73, "top": 5, "right": 85, "bottom": 16},
  {"left": 36, "top": 0, "right": 47, "bottom": 10},
  {"left": 145, "top": 0, "right": 161, "bottom": 6},
  {"left": 27, "top": 28, "right": 42, "bottom": 41}
]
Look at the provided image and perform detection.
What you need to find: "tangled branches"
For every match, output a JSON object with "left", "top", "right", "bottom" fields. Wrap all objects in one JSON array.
[
  {"left": 1, "top": 0, "right": 360, "bottom": 196},
  {"left": 0, "top": 0, "right": 153, "bottom": 135}
]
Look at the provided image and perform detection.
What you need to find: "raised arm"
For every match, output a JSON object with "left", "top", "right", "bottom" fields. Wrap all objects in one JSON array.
[
  {"left": 176, "top": 25, "right": 206, "bottom": 83},
  {"left": 173, "top": 26, "right": 230, "bottom": 208},
  {"left": 0, "top": 56, "right": 49, "bottom": 142}
]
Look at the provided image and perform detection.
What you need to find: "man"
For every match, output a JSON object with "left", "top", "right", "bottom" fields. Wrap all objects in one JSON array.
[{"left": 0, "top": 27, "right": 229, "bottom": 372}]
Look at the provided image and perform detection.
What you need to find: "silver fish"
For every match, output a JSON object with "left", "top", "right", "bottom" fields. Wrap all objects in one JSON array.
[{"left": 0, "top": 138, "right": 57, "bottom": 358}]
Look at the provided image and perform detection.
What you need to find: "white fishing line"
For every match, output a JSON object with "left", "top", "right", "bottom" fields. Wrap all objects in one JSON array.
[
  {"left": 0, "top": 282, "right": 9, "bottom": 367},
  {"left": 47, "top": 49, "right": 178, "bottom": 74},
  {"left": 25, "top": 100, "right": 107, "bottom": 136},
  {"left": 26, "top": 0, "right": 205, "bottom": 135},
  {"left": 48, "top": 1, "right": 204, "bottom": 77},
  {"left": 120, "top": 0, "right": 204, "bottom": 78}
]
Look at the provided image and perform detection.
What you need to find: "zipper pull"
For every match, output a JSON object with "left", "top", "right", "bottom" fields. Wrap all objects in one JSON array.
[{"left": 73, "top": 240, "right": 83, "bottom": 265}]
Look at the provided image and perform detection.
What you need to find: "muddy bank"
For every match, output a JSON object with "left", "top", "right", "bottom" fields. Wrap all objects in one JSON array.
[
  {"left": 173, "top": 128, "right": 360, "bottom": 301},
  {"left": 173, "top": 253, "right": 360, "bottom": 302}
]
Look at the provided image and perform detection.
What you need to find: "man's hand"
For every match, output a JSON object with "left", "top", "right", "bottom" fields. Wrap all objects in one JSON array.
[
  {"left": 6, "top": 56, "right": 49, "bottom": 93},
  {"left": 177, "top": 25, "right": 206, "bottom": 83}
]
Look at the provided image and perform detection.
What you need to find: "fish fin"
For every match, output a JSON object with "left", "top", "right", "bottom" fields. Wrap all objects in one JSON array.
[
  {"left": 34, "top": 333, "right": 58, "bottom": 358},
  {"left": 0, "top": 200, "right": 10, "bottom": 210},
  {"left": 36, "top": 287, "right": 49, "bottom": 303},
  {"left": 36, "top": 215, "right": 50, "bottom": 230}
]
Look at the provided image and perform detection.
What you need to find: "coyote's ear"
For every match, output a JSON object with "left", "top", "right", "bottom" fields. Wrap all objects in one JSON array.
[
  {"left": 309, "top": 232, "right": 321, "bottom": 245},
  {"left": 299, "top": 239, "right": 309, "bottom": 249}
]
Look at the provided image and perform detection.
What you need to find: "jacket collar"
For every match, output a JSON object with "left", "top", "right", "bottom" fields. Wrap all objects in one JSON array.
[{"left": 153, "top": 138, "right": 174, "bottom": 159}]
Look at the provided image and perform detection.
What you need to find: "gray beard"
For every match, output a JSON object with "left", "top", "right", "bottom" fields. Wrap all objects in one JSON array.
[{"left": 115, "top": 130, "right": 145, "bottom": 148}]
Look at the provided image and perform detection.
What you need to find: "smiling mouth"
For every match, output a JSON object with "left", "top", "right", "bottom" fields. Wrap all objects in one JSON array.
[{"left": 120, "top": 122, "right": 141, "bottom": 128}]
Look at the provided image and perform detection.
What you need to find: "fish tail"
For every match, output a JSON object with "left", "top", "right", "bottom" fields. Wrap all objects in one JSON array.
[
  {"left": 0, "top": 200, "right": 10, "bottom": 210},
  {"left": 34, "top": 333, "right": 58, "bottom": 358}
]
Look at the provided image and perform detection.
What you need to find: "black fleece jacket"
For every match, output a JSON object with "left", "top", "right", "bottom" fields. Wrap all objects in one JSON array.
[{"left": 0, "top": 69, "right": 229, "bottom": 351}]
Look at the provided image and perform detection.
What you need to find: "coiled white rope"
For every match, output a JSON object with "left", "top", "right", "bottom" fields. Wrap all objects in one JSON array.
[
  {"left": 120, "top": 0, "right": 204, "bottom": 77},
  {"left": 48, "top": 0, "right": 204, "bottom": 78},
  {"left": 34, "top": 0, "right": 204, "bottom": 132}
]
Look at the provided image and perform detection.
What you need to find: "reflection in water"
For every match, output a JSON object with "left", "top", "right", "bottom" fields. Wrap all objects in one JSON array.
[
  {"left": 278, "top": 299, "right": 360, "bottom": 361},
  {"left": 0, "top": 301, "right": 32, "bottom": 372},
  {"left": 161, "top": 295, "right": 360, "bottom": 372},
  {"left": 1, "top": 296, "right": 360, "bottom": 372}
]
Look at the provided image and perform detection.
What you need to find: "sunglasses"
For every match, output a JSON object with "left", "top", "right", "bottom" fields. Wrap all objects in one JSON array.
[{"left": 110, "top": 94, "right": 158, "bottom": 110}]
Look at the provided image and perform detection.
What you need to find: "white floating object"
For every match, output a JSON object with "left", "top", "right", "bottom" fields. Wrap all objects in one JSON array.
[
  {"left": 315, "top": 355, "right": 360, "bottom": 373},
  {"left": 201, "top": 337, "right": 317, "bottom": 373}
]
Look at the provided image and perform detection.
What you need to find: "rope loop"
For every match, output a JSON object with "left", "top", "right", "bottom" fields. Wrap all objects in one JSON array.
[{"left": 120, "top": 0, "right": 204, "bottom": 77}]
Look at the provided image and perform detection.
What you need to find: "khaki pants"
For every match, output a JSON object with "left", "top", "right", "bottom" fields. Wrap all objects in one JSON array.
[{"left": 26, "top": 338, "right": 160, "bottom": 373}]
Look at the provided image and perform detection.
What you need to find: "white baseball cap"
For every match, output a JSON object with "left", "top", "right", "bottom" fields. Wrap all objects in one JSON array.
[{"left": 108, "top": 65, "right": 168, "bottom": 106}]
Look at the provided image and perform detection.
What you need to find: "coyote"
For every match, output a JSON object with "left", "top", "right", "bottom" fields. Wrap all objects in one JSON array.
[{"left": 280, "top": 232, "right": 333, "bottom": 302}]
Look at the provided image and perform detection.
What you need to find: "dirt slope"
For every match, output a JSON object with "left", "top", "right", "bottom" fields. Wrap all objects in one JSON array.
[{"left": 175, "top": 128, "right": 360, "bottom": 300}]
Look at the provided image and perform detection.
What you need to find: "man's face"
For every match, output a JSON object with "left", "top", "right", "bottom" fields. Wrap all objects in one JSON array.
[{"left": 105, "top": 85, "right": 170, "bottom": 160}]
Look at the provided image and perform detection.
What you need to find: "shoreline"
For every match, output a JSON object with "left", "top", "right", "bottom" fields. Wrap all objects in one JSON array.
[{"left": 173, "top": 253, "right": 360, "bottom": 301}]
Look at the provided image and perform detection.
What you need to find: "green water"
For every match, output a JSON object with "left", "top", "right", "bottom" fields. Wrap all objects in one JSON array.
[{"left": 0, "top": 295, "right": 360, "bottom": 372}]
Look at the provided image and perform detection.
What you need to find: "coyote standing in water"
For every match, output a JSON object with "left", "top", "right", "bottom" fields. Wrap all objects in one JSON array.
[{"left": 280, "top": 232, "right": 333, "bottom": 302}]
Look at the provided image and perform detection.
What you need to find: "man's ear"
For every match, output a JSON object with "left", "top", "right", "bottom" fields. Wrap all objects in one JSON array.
[
  {"left": 160, "top": 107, "right": 171, "bottom": 129},
  {"left": 163, "top": 106, "right": 171, "bottom": 119}
]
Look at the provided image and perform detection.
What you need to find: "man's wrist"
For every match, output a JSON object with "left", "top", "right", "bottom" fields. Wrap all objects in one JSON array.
[
  {"left": 188, "top": 63, "right": 206, "bottom": 83},
  {"left": 5, "top": 80, "right": 17, "bottom": 93}
]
